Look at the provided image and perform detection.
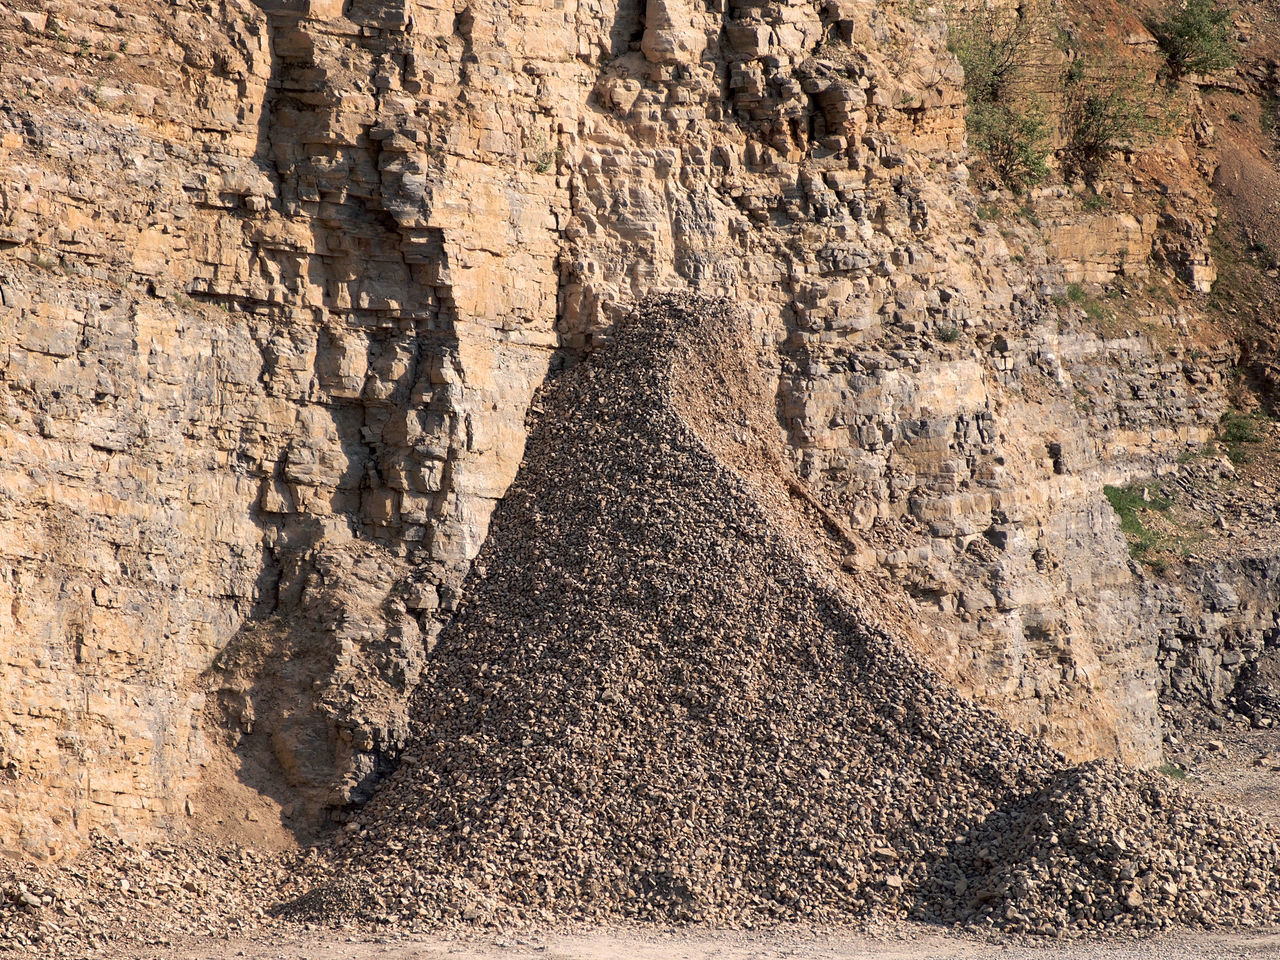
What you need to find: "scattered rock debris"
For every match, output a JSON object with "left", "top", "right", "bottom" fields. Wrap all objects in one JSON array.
[{"left": 0, "top": 833, "right": 317, "bottom": 955}]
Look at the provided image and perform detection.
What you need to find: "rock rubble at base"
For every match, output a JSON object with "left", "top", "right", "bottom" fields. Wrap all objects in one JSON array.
[
  {"left": 279, "top": 295, "right": 1280, "bottom": 936},
  {"left": 0, "top": 833, "right": 314, "bottom": 955}
]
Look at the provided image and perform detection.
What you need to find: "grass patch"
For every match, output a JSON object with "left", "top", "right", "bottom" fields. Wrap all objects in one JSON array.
[
  {"left": 1104, "top": 483, "right": 1172, "bottom": 565},
  {"left": 1053, "top": 282, "right": 1118, "bottom": 328},
  {"left": 1206, "top": 222, "right": 1254, "bottom": 321},
  {"left": 1082, "top": 192, "right": 1110, "bottom": 212},
  {"left": 1218, "top": 410, "right": 1268, "bottom": 464},
  {"left": 1158, "top": 762, "right": 1187, "bottom": 780}
]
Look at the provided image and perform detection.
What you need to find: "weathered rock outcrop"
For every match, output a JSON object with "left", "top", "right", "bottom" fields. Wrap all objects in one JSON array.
[
  {"left": 1156, "top": 551, "right": 1280, "bottom": 720},
  {"left": 0, "top": 0, "right": 580, "bottom": 854},
  {"left": 0, "top": 0, "right": 1277, "bottom": 860}
]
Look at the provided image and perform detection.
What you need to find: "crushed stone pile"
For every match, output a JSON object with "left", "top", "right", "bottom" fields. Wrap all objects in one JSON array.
[
  {"left": 941, "top": 761, "right": 1280, "bottom": 931},
  {"left": 281, "top": 295, "right": 1280, "bottom": 936}
]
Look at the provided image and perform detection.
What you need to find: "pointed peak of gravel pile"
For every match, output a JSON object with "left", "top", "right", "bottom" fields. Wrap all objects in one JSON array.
[{"left": 284, "top": 295, "right": 1280, "bottom": 937}]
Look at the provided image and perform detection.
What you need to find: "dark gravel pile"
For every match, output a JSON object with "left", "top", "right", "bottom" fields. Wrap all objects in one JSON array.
[{"left": 283, "top": 295, "right": 1280, "bottom": 935}]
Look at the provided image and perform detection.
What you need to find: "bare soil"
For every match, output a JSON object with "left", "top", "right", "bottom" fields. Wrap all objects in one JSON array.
[{"left": 118, "top": 921, "right": 1280, "bottom": 960}]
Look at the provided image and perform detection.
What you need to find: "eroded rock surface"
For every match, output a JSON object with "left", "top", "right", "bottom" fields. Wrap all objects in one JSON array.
[
  {"left": 0, "top": 0, "right": 578, "bottom": 853},
  {"left": 0, "top": 0, "right": 1278, "bottom": 862}
]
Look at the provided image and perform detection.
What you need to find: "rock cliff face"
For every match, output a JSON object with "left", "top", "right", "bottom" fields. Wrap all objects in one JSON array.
[
  {"left": 0, "top": 0, "right": 1278, "bottom": 858},
  {"left": 0, "top": 0, "right": 579, "bottom": 854}
]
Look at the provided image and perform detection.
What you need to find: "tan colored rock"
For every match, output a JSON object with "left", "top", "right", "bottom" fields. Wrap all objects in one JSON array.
[
  {"left": 641, "top": 0, "right": 708, "bottom": 65},
  {"left": 0, "top": 0, "right": 1259, "bottom": 860}
]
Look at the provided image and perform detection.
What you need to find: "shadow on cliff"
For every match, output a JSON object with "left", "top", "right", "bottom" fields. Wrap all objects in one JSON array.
[
  {"left": 197, "top": 0, "right": 465, "bottom": 842},
  {"left": 205, "top": 549, "right": 388, "bottom": 842}
]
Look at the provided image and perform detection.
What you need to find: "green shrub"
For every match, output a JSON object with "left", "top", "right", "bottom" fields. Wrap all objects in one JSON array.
[
  {"left": 1060, "top": 58, "right": 1160, "bottom": 179},
  {"left": 967, "top": 101, "right": 1050, "bottom": 189},
  {"left": 948, "top": 1, "right": 1035, "bottom": 105},
  {"left": 949, "top": 1, "right": 1050, "bottom": 190},
  {"left": 1149, "top": 0, "right": 1237, "bottom": 82}
]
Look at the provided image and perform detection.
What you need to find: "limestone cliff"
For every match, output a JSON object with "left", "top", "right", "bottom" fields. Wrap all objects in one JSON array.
[{"left": 1, "top": 0, "right": 1278, "bottom": 859}]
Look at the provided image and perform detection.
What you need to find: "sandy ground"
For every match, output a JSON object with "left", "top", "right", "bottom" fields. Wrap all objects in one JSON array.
[{"left": 117, "top": 923, "right": 1280, "bottom": 960}]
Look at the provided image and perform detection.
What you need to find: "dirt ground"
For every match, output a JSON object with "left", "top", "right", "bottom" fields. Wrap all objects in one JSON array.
[{"left": 116, "top": 922, "right": 1280, "bottom": 960}]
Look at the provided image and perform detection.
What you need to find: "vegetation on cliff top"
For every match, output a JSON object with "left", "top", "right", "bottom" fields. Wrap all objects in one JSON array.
[
  {"left": 952, "top": 0, "right": 1237, "bottom": 187},
  {"left": 1150, "top": 0, "right": 1239, "bottom": 82},
  {"left": 948, "top": 0, "right": 1050, "bottom": 190}
]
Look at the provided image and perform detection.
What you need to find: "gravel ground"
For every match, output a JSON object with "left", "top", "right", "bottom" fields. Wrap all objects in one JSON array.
[{"left": 1174, "top": 727, "right": 1280, "bottom": 825}]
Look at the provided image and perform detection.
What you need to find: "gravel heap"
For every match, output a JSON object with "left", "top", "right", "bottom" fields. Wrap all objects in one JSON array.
[
  {"left": 937, "top": 760, "right": 1280, "bottom": 933},
  {"left": 282, "top": 295, "right": 1280, "bottom": 935}
]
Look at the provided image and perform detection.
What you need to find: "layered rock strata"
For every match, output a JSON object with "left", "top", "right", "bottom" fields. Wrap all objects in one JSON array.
[
  {"left": 0, "top": 0, "right": 1274, "bottom": 859},
  {"left": 0, "top": 0, "right": 580, "bottom": 853}
]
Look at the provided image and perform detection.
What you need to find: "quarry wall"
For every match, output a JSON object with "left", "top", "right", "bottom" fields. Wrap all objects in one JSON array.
[{"left": 0, "top": 0, "right": 1277, "bottom": 859}]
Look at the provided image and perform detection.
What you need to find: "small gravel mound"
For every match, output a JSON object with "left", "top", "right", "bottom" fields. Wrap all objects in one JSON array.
[
  {"left": 283, "top": 295, "right": 1280, "bottom": 934},
  {"left": 923, "top": 759, "right": 1280, "bottom": 934}
]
